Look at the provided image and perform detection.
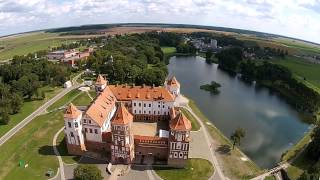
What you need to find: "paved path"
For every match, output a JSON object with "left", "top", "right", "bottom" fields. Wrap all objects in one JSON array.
[
  {"left": 183, "top": 105, "right": 226, "bottom": 180},
  {"left": 0, "top": 72, "right": 83, "bottom": 147},
  {"left": 53, "top": 127, "right": 66, "bottom": 180}
]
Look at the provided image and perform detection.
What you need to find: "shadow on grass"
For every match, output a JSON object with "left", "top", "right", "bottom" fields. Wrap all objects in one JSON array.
[
  {"left": 38, "top": 137, "right": 80, "bottom": 162},
  {"left": 215, "top": 144, "right": 231, "bottom": 155}
]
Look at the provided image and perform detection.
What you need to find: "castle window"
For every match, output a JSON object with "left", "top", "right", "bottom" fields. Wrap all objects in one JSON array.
[
  {"left": 75, "top": 122, "right": 78, "bottom": 128},
  {"left": 144, "top": 103, "right": 146, "bottom": 107},
  {"left": 94, "top": 129, "right": 98, "bottom": 134},
  {"left": 89, "top": 120, "right": 91, "bottom": 124},
  {"left": 85, "top": 128, "right": 88, "bottom": 133},
  {"left": 163, "top": 105, "right": 164, "bottom": 108},
  {"left": 149, "top": 104, "right": 151, "bottom": 107},
  {"left": 134, "top": 103, "right": 136, "bottom": 106},
  {"left": 83, "top": 119, "right": 86, "bottom": 123},
  {"left": 68, "top": 122, "right": 71, "bottom": 128},
  {"left": 174, "top": 152, "right": 178, "bottom": 158},
  {"left": 158, "top": 111, "right": 160, "bottom": 115},
  {"left": 139, "top": 103, "right": 141, "bottom": 107},
  {"left": 70, "top": 132, "right": 74, "bottom": 137},
  {"left": 179, "top": 152, "right": 183, "bottom": 158},
  {"left": 139, "top": 110, "right": 141, "bottom": 114},
  {"left": 158, "top": 105, "right": 160, "bottom": 108},
  {"left": 149, "top": 111, "right": 151, "bottom": 114},
  {"left": 89, "top": 129, "right": 93, "bottom": 133},
  {"left": 134, "top": 110, "right": 136, "bottom": 114}
]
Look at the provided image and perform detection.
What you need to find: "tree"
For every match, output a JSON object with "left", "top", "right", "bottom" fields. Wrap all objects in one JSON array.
[
  {"left": 230, "top": 128, "right": 246, "bottom": 150},
  {"left": 74, "top": 164, "right": 103, "bottom": 180},
  {"left": 0, "top": 110, "right": 10, "bottom": 125}
]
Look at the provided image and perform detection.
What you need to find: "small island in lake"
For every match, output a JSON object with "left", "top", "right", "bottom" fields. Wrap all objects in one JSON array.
[{"left": 200, "top": 81, "right": 221, "bottom": 94}]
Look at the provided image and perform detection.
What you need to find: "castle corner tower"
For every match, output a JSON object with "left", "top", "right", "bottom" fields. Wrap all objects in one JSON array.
[
  {"left": 168, "top": 110, "right": 191, "bottom": 168},
  {"left": 64, "top": 103, "right": 86, "bottom": 155},
  {"left": 95, "top": 74, "right": 108, "bottom": 93}
]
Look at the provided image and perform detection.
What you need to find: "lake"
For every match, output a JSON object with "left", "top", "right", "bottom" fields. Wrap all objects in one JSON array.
[{"left": 168, "top": 56, "right": 310, "bottom": 168}]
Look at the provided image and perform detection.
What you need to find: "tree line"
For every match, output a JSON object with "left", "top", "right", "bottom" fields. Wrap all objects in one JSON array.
[
  {"left": 85, "top": 33, "right": 168, "bottom": 86},
  {"left": 0, "top": 54, "right": 71, "bottom": 124},
  {"left": 216, "top": 47, "right": 320, "bottom": 115}
]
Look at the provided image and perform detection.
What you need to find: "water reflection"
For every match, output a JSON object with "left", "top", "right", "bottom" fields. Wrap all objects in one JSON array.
[{"left": 168, "top": 56, "right": 310, "bottom": 168}]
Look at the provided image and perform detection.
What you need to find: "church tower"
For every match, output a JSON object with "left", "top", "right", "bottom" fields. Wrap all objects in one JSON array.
[
  {"left": 165, "top": 76, "right": 181, "bottom": 97},
  {"left": 110, "top": 104, "right": 135, "bottom": 164},
  {"left": 168, "top": 110, "right": 191, "bottom": 168},
  {"left": 95, "top": 74, "right": 108, "bottom": 93},
  {"left": 64, "top": 103, "right": 86, "bottom": 155}
]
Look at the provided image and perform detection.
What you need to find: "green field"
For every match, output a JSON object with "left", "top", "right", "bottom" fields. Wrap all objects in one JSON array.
[
  {"left": 272, "top": 56, "right": 320, "bottom": 91},
  {"left": 47, "top": 89, "right": 82, "bottom": 111},
  {"left": 0, "top": 32, "right": 90, "bottom": 61},
  {"left": 0, "top": 111, "right": 63, "bottom": 180},
  {"left": 0, "top": 86, "right": 62, "bottom": 137},
  {"left": 154, "top": 158, "right": 214, "bottom": 180},
  {"left": 161, "top": 47, "right": 177, "bottom": 54},
  {"left": 72, "top": 92, "right": 93, "bottom": 106}
]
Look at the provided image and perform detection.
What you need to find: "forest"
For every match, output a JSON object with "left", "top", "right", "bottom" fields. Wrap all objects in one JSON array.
[
  {"left": 85, "top": 33, "right": 168, "bottom": 86},
  {"left": 0, "top": 54, "right": 71, "bottom": 124}
]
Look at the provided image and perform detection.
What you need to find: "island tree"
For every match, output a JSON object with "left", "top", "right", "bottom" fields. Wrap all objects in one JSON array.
[{"left": 230, "top": 128, "right": 246, "bottom": 150}]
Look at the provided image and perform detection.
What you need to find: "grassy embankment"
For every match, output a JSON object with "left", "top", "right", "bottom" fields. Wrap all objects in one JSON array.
[
  {"left": 187, "top": 99, "right": 261, "bottom": 179},
  {"left": 0, "top": 110, "right": 63, "bottom": 180},
  {"left": 271, "top": 56, "right": 320, "bottom": 92},
  {"left": 154, "top": 158, "right": 214, "bottom": 180},
  {"left": 0, "top": 87, "right": 96, "bottom": 179},
  {"left": 0, "top": 86, "right": 62, "bottom": 137}
]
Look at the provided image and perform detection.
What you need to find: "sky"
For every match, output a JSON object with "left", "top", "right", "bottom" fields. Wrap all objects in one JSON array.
[{"left": 0, "top": 0, "right": 320, "bottom": 43}]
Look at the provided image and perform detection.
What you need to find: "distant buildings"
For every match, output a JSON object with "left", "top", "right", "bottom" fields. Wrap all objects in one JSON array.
[
  {"left": 191, "top": 38, "right": 218, "bottom": 52},
  {"left": 47, "top": 48, "right": 94, "bottom": 67},
  {"left": 64, "top": 75, "right": 191, "bottom": 167}
]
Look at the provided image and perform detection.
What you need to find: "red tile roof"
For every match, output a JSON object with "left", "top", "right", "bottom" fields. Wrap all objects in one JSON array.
[
  {"left": 64, "top": 103, "right": 81, "bottom": 119},
  {"left": 167, "top": 76, "right": 180, "bottom": 87},
  {"left": 109, "top": 85, "right": 174, "bottom": 102},
  {"left": 95, "top": 74, "right": 107, "bottom": 85},
  {"left": 112, "top": 104, "right": 133, "bottom": 125},
  {"left": 170, "top": 112, "right": 192, "bottom": 131},
  {"left": 85, "top": 86, "right": 116, "bottom": 127}
]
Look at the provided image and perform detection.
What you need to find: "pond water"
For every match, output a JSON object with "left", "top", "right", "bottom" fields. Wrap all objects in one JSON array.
[{"left": 168, "top": 56, "right": 310, "bottom": 168}]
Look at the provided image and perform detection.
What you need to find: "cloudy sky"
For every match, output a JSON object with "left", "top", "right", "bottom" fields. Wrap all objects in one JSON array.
[{"left": 1, "top": 0, "right": 320, "bottom": 43}]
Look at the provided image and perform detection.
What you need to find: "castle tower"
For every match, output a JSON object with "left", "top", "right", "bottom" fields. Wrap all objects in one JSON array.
[
  {"left": 111, "top": 104, "right": 135, "bottom": 164},
  {"left": 64, "top": 103, "right": 86, "bottom": 155},
  {"left": 165, "top": 76, "right": 181, "bottom": 97},
  {"left": 168, "top": 111, "right": 191, "bottom": 168},
  {"left": 95, "top": 74, "right": 108, "bottom": 93}
]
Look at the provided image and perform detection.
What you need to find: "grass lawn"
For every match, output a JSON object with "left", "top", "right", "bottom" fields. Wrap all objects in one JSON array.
[
  {"left": 56, "top": 130, "right": 80, "bottom": 164},
  {"left": 264, "top": 175, "right": 276, "bottom": 180},
  {"left": 271, "top": 56, "right": 320, "bottom": 90},
  {"left": 0, "top": 111, "right": 63, "bottom": 180},
  {"left": 154, "top": 158, "right": 214, "bottom": 180},
  {"left": 89, "top": 90, "right": 97, "bottom": 99},
  {"left": 0, "top": 86, "right": 62, "bottom": 137},
  {"left": 181, "top": 108, "right": 200, "bottom": 131},
  {"left": 188, "top": 99, "right": 261, "bottom": 179},
  {"left": 161, "top": 47, "right": 177, "bottom": 54},
  {"left": 72, "top": 92, "right": 93, "bottom": 106},
  {"left": 47, "top": 89, "right": 82, "bottom": 111}
]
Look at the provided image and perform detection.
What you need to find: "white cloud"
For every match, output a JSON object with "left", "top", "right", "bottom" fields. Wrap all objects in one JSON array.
[{"left": 0, "top": 0, "right": 320, "bottom": 43}]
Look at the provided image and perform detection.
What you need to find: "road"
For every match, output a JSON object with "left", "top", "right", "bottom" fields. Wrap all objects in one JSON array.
[
  {"left": 0, "top": 72, "right": 83, "bottom": 147},
  {"left": 183, "top": 105, "right": 226, "bottom": 180},
  {"left": 53, "top": 127, "right": 66, "bottom": 180}
]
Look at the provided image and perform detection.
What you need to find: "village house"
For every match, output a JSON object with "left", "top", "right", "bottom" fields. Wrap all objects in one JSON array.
[
  {"left": 63, "top": 75, "right": 191, "bottom": 167},
  {"left": 47, "top": 48, "right": 94, "bottom": 67}
]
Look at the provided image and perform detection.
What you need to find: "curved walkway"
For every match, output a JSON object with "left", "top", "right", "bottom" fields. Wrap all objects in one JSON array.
[
  {"left": 184, "top": 106, "right": 226, "bottom": 180},
  {"left": 53, "top": 127, "right": 66, "bottom": 180}
]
